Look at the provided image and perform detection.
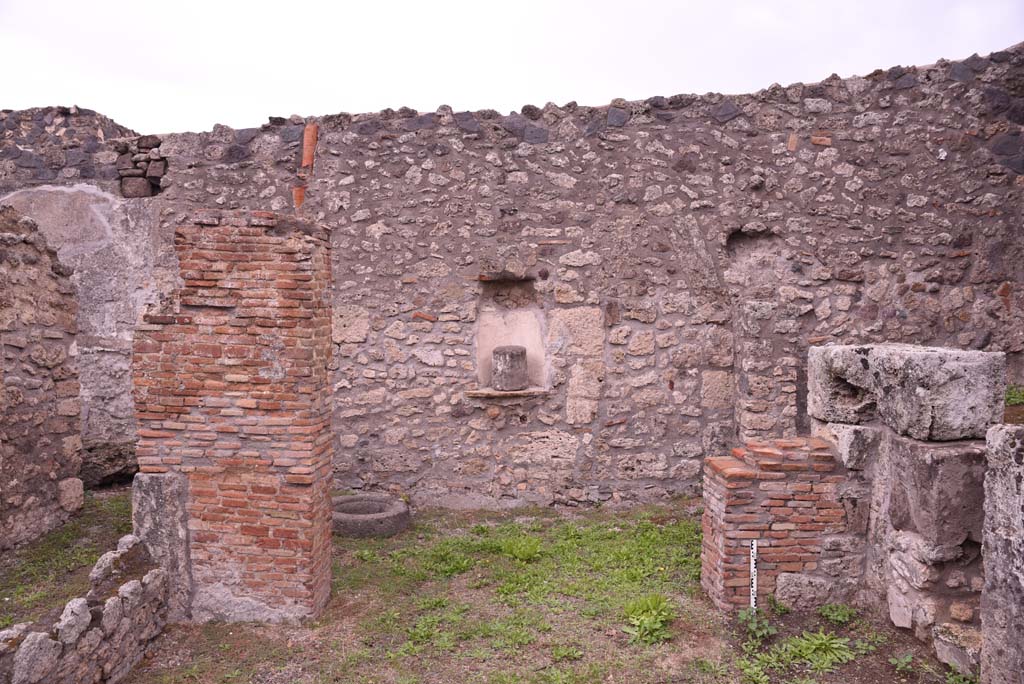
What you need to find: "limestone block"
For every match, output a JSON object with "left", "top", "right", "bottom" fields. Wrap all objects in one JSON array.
[
  {"left": 700, "top": 370, "right": 733, "bottom": 410},
  {"left": 546, "top": 307, "right": 604, "bottom": 357},
  {"left": 55, "top": 597, "right": 91, "bottom": 645},
  {"left": 132, "top": 472, "right": 191, "bottom": 622},
  {"left": 884, "top": 432, "right": 987, "bottom": 547},
  {"left": 12, "top": 632, "right": 61, "bottom": 684},
  {"left": 775, "top": 573, "right": 834, "bottom": 610},
  {"left": 824, "top": 424, "right": 880, "bottom": 470},
  {"left": 932, "top": 623, "right": 981, "bottom": 676},
  {"left": 491, "top": 346, "right": 528, "bottom": 391},
  {"left": 331, "top": 305, "right": 369, "bottom": 343},
  {"left": 808, "top": 344, "right": 1005, "bottom": 440},
  {"left": 981, "top": 425, "right": 1024, "bottom": 684},
  {"left": 57, "top": 477, "right": 84, "bottom": 512}
]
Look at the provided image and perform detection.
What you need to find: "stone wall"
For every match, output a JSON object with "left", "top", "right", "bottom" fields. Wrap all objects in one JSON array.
[
  {"left": 0, "top": 536, "right": 168, "bottom": 684},
  {"left": 132, "top": 210, "right": 333, "bottom": 623},
  {"left": 981, "top": 425, "right": 1024, "bottom": 684},
  {"left": 1, "top": 46, "right": 1023, "bottom": 506},
  {"left": 0, "top": 206, "right": 83, "bottom": 549}
]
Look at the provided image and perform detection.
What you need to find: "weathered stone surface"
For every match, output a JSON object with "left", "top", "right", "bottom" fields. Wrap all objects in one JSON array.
[
  {"left": 823, "top": 424, "right": 880, "bottom": 470},
  {"left": 932, "top": 623, "right": 981, "bottom": 676},
  {"left": 331, "top": 304, "right": 370, "bottom": 344},
  {"left": 0, "top": 206, "right": 80, "bottom": 549},
  {"left": 884, "top": 431, "right": 987, "bottom": 547},
  {"left": 808, "top": 345, "right": 1006, "bottom": 441},
  {"left": 132, "top": 472, "right": 192, "bottom": 622},
  {"left": 55, "top": 597, "right": 91, "bottom": 644},
  {"left": 57, "top": 477, "right": 84, "bottom": 512},
  {"left": 981, "top": 425, "right": 1024, "bottom": 684},
  {"left": 11, "top": 632, "right": 60, "bottom": 684},
  {"left": 80, "top": 442, "right": 137, "bottom": 487},
  {"left": 491, "top": 345, "right": 528, "bottom": 391},
  {"left": 775, "top": 573, "right": 834, "bottom": 610},
  {"left": 120, "top": 177, "right": 153, "bottom": 198}
]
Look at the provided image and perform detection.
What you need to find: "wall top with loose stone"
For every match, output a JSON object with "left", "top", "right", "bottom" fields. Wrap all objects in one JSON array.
[{"left": 0, "top": 535, "right": 169, "bottom": 684}]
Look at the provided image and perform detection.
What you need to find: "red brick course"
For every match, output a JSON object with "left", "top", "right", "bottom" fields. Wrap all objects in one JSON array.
[
  {"left": 701, "top": 437, "right": 846, "bottom": 612},
  {"left": 132, "top": 210, "right": 332, "bottom": 620}
]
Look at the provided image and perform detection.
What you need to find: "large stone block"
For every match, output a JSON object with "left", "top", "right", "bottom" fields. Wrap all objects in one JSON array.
[
  {"left": 819, "top": 423, "right": 880, "bottom": 470},
  {"left": 884, "top": 431, "right": 986, "bottom": 546},
  {"left": 808, "top": 344, "right": 1005, "bottom": 441},
  {"left": 884, "top": 432, "right": 986, "bottom": 547},
  {"left": 132, "top": 472, "right": 191, "bottom": 622},
  {"left": 981, "top": 425, "right": 1024, "bottom": 684}
]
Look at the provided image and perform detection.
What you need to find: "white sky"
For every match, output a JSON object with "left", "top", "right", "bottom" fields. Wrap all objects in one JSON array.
[{"left": 1, "top": 0, "right": 1021, "bottom": 134}]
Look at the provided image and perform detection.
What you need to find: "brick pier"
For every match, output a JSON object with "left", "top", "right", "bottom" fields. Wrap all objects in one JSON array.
[
  {"left": 700, "top": 437, "right": 849, "bottom": 612},
  {"left": 132, "top": 210, "right": 333, "bottom": 622}
]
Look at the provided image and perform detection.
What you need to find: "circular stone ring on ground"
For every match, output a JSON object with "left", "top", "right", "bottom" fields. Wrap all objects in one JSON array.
[{"left": 331, "top": 493, "right": 411, "bottom": 538}]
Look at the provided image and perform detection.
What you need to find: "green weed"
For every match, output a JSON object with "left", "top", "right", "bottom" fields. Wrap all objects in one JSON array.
[
  {"left": 817, "top": 603, "right": 857, "bottom": 626},
  {"left": 889, "top": 653, "right": 915, "bottom": 673},
  {"left": 622, "top": 593, "right": 675, "bottom": 645}
]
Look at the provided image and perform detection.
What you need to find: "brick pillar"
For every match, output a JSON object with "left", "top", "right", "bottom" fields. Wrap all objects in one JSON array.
[
  {"left": 132, "top": 210, "right": 332, "bottom": 622},
  {"left": 701, "top": 437, "right": 849, "bottom": 612}
]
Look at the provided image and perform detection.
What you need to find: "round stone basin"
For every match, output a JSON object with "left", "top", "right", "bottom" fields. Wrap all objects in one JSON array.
[{"left": 331, "top": 493, "right": 411, "bottom": 538}]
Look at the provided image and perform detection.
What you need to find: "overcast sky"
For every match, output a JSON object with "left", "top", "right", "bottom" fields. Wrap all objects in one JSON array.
[{"left": 1, "top": 0, "right": 1021, "bottom": 134}]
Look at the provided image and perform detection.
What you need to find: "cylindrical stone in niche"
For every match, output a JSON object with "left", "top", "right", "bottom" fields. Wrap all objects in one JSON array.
[{"left": 492, "top": 346, "right": 529, "bottom": 391}]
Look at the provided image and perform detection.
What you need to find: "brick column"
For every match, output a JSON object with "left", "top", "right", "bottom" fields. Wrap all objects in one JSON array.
[
  {"left": 132, "top": 210, "right": 332, "bottom": 622},
  {"left": 701, "top": 437, "right": 849, "bottom": 612}
]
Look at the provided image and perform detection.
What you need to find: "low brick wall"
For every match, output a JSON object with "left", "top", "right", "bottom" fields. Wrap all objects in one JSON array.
[
  {"left": 0, "top": 536, "right": 168, "bottom": 684},
  {"left": 700, "top": 437, "right": 851, "bottom": 612}
]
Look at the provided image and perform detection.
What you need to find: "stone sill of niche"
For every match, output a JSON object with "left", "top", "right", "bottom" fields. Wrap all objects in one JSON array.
[{"left": 465, "top": 386, "right": 549, "bottom": 399}]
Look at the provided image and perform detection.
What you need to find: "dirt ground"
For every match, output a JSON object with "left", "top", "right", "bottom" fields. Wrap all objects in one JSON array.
[{"left": 123, "top": 504, "right": 968, "bottom": 684}]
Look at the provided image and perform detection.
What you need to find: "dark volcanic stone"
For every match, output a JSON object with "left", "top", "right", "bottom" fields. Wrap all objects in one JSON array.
[
  {"left": 280, "top": 124, "right": 304, "bottom": 142},
  {"left": 137, "top": 134, "right": 162, "bottom": 149},
  {"left": 646, "top": 96, "right": 668, "bottom": 109},
  {"left": 403, "top": 113, "right": 437, "bottom": 131},
  {"left": 353, "top": 120, "right": 383, "bottom": 136},
  {"left": 521, "top": 104, "right": 542, "bottom": 120},
  {"left": 991, "top": 131, "right": 1022, "bottom": 156},
  {"left": 985, "top": 88, "right": 1011, "bottom": 115},
  {"left": 893, "top": 73, "right": 918, "bottom": 90},
  {"left": 522, "top": 124, "right": 549, "bottom": 144},
  {"left": 454, "top": 112, "right": 480, "bottom": 133},
  {"left": 950, "top": 62, "right": 974, "bottom": 83},
  {"left": 1008, "top": 101, "right": 1024, "bottom": 125},
  {"left": 1000, "top": 155, "right": 1024, "bottom": 174},
  {"left": 712, "top": 99, "right": 742, "bottom": 124},
  {"left": 235, "top": 128, "right": 260, "bottom": 145},
  {"left": 964, "top": 53, "right": 989, "bottom": 72},
  {"left": 584, "top": 116, "right": 606, "bottom": 137},
  {"left": 607, "top": 107, "right": 629, "bottom": 127},
  {"left": 223, "top": 145, "right": 250, "bottom": 163}
]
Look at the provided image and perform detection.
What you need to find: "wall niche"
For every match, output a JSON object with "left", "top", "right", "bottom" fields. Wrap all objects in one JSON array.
[{"left": 473, "top": 279, "right": 547, "bottom": 395}]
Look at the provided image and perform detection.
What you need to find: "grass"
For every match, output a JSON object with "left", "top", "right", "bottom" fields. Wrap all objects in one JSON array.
[
  {"left": 0, "top": 489, "right": 131, "bottom": 629},
  {"left": 134, "top": 504, "right": 716, "bottom": 684}
]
